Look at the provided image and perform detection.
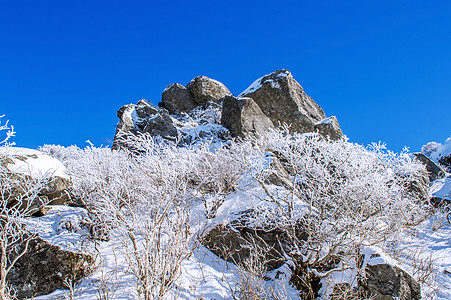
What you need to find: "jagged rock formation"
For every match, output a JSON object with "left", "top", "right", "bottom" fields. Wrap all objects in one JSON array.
[
  {"left": 113, "top": 99, "right": 178, "bottom": 149},
  {"left": 8, "top": 237, "right": 93, "bottom": 299},
  {"left": 238, "top": 69, "right": 343, "bottom": 140},
  {"left": 221, "top": 96, "right": 274, "bottom": 138},
  {"left": 116, "top": 69, "right": 345, "bottom": 145},
  {"left": 159, "top": 76, "right": 232, "bottom": 114}
]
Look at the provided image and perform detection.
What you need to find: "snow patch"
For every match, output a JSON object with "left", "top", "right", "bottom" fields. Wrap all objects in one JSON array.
[{"left": 0, "top": 147, "right": 69, "bottom": 179}]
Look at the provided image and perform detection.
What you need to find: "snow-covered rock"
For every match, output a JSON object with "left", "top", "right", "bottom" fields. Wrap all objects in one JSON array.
[
  {"left": 0, "top": 147, "right": 71, "bottom": 210},
  {"left": 11, "top": 206, "right": 94, "bottom": 299},
  {"left": 239, "top": 69, "right": 343, "bottom": 139},
  {"left": 422, "top": 136, "right": 451, "bottom": 171}
]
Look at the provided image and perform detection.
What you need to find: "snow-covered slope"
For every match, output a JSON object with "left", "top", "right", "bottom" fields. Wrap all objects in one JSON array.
[{"left": 0, "top": 146, "right": 68, "bottom": 179}]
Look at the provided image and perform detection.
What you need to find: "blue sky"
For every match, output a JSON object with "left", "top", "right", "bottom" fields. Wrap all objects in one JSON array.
[{"left": 1, "top": 0, "right": 450, "bottom": 151}]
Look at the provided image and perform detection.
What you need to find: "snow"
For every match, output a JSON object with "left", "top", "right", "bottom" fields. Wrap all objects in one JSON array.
[
  {"left": 238, "top": 71, "right": 289, "bottom": 97},
  {"left": 238, "top": 76, "right": 264, "bottom": 97},
  {"left": 432, "top": 136, "right": 451, "bottom": 162},
  {"left": 315, "top": 117, "right": 333, "bottom": 126},
  {"left": 24, "top": 206, "right": 93, "bottom": 253},
  {"left": 431, "top": 175, "right": 451, "bottom": 201},
  {"left": 0, "top": 146, "right": 69, "bottom": 179},
  {"left": 422, "top": 136, "right": 451, "bottom": 163},
  {"left": 385, "top": 217, "right": 451, "bottom": 300}
]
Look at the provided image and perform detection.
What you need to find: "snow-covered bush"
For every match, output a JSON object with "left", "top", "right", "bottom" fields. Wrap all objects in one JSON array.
[
  {"left": 0, "top": 118, "right": 49, "bottom": 300},
  {"left": 42, "top": 127, "right": 432, "bottom": 299},
  {"left": 229, "top": 128, "right": 431, "bottom": 298},
  {"left": 47, "top": 136, "right": 197, "bottom": 299}
]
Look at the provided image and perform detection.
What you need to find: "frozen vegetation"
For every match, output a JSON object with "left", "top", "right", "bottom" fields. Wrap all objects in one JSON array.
[{"left": 0, "top": 69, "right": 450, "bottom": 299}]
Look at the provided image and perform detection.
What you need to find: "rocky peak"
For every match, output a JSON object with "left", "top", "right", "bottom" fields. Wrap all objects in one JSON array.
[
  {"left": 115, "top": 69, "right": 345, "bottom": 147},
  {"left": 238, "top": 69, "right": 341, "bottom": 137},
  {"left": 159, "top": 76, "right": 232, "bottom": 115}
]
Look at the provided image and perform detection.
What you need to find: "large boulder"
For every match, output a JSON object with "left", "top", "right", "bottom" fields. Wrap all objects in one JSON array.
[
  {"left": 239, "top": 69, "right": 344, "bottom": 140},
  {"left": 160, "top": 83, "right": 197, "bottom": 115},
  {"left": 239, "top": 69, "right": 339, "bottom": 136},
  {"left": 8, "top": 237, "right": 94, "bottom": 299},
  {"left": 221, "top": 95, "right": 274, "bottom": 138},
  {"left": 113, "top": 99, "right": 178, "bottom": 148},
  {"left": 202, "top": 210, "right": 307, "bottom": 271},
  {"left": 202, "top": 218, "right": 287, "bottom": 270},
  {"left": 187, "top": 76, "right": 232, "bottom": 105},
  {"left": 359, "top": 264, "right": 421, "bottom": 300}
]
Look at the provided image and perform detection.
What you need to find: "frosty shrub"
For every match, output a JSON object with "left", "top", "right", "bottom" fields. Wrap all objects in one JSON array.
[
  {"left": 228, "top": 128, "right": 432, "bottom": 299},
  {"left": 0, "top": 118, "right": 48, "bottom": 299},
  {"left": 51, "top": 134, "right": 196, "bottom": 300}
]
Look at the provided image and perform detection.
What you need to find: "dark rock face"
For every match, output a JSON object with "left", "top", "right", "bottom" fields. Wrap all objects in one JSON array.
[
  {"left": 202, "top": 211, "right": 307, "bottom": 271},
  {"left": 203, "top": 221, "right": 287, "bottom": 270},
  {"left": 8, "top": 237, "right": 94, "bottom": 299},
  {"left": 314, "top": 116, "right": 344, "bottom": 141},
  {"left": 187, "top": 76, "right": 232, "bottom": 105},
  {"left": 221, "top": 95, "right": 274, "bottom": 138},
  {"left": 412, "top": 152, "right": 445, "bottom": 182},
  {"left": 113, "top": 100, "right": 178, "bottom": 149},
  {"left": 239, "top": 69, "right": 331, "bottom": 135},
  {"left": 360, "top": 264, "right": 421, "bottom": 300},
  {"left": 160, "top": 83, "right": 197, "bottom": 115}
]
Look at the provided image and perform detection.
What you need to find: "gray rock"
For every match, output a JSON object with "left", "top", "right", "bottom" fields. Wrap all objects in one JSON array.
[
  {"left": 360, "top": 264, "right": 421, "bottom": 300},
  {"left": 221, "top": 95, "right": 274, "bottom": 138},
  {"left": 412, "top": 152, "right": 445, "bottom": 182},
  {"left": 314, "top": 116, "right": 344, "bottom": 141},
  {"left": 113, "top": 100, "right": 178, "bottom": 149},
  {"left": 8, "top": 237, "right": 94, "bottom": 299},
  {"left": 160, "top": 83, "right": 197, "bottom": 114},
  {"left": 187, "top": 76, "right": 232, "bottom": 105},
  {"left": 239, "top": 69, "right": 328, "bottom": 134},
  {"left": 202, "top": 210, "right": 307, "bottom": 271},
  {"left": 202, "top": 218, "right": 287, "bottom": 270}
]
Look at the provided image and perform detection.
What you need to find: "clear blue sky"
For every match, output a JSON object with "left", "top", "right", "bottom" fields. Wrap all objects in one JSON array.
[{"left": 1, "top": 0, "right": 450, "bottom": 151}]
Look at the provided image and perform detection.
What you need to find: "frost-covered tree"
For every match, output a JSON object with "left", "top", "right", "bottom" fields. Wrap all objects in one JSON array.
[{"left": 227, "top": 128, "right": 431, "bottom": 298}]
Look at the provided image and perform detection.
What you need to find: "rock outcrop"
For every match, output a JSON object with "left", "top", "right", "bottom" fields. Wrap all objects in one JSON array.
[
  {"left": 239, "top": 69, "right": 343, "bottom": 139},
  {"left": 113, "top": 99, "right": 178, "bottom": 148},
  {"left": 159, "top": 76, "right": 232, "bottom": 114},
  {"left": 8, "top": 237, "right": 94, "bottom": 299},
  {"left": 221, "top": 95, "right": 274, "bottom": 138}
]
